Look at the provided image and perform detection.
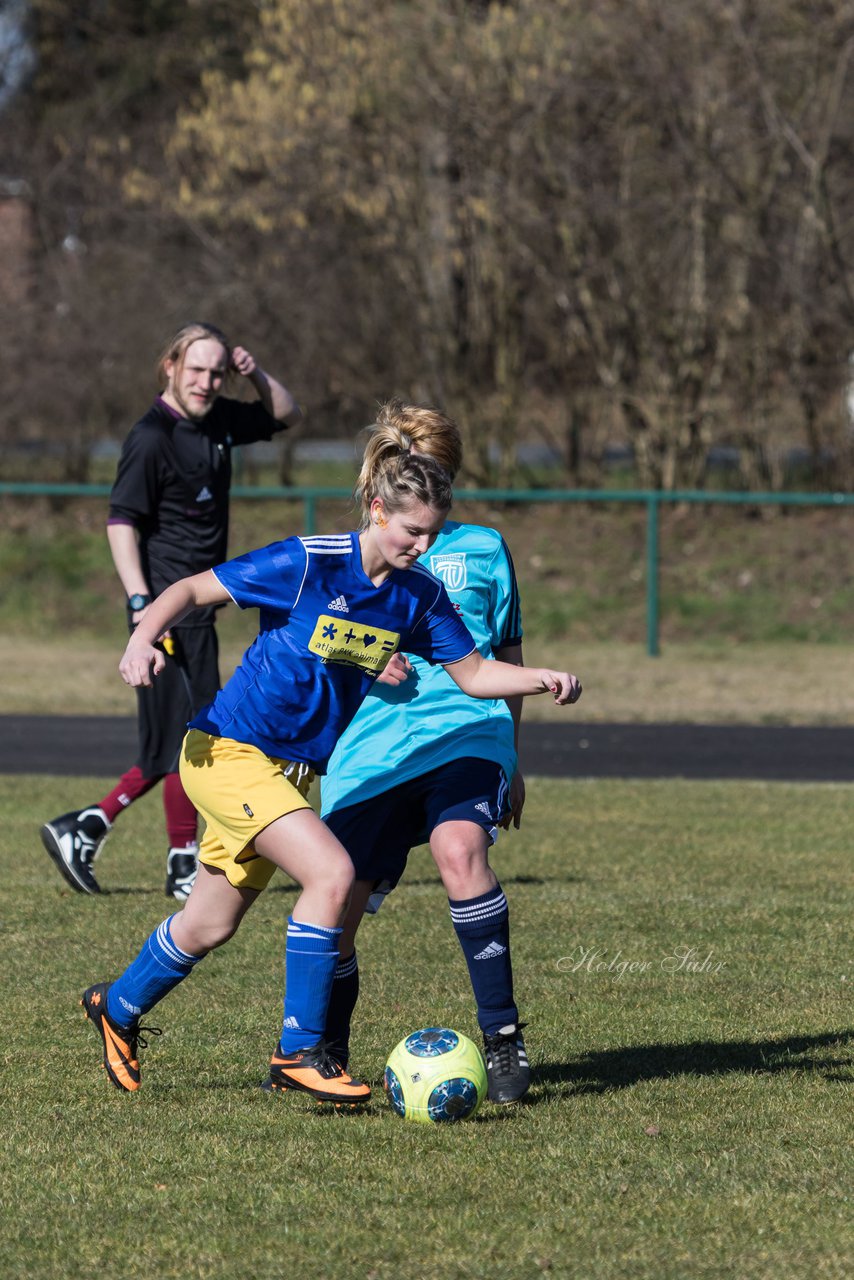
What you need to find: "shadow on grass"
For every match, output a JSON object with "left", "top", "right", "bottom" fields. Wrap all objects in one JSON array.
[
  {"left": 98, "top": 887, "right": 163, "bottom": 896},
  {"left": 535, "top": 1030, "right": 854, "bottom": 1097},
  {"left": 263, "top": 872, "right": 572, "bottom": 895},
  {"left": 90, "top": 870, "right": 577, "bottom": 897}
]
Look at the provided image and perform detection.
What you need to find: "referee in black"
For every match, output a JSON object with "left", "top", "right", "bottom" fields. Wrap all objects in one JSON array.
[{"left": 41, "top": 323, "right": 303, "bottom": 898}]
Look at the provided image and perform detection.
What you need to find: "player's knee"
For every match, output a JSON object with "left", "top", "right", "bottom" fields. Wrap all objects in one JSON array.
[
  {"left": 433, "top": 837, "right": 485, "bottom": 884},
  {"left": 333, "top": 863, "right": 356, "bottom": 913},
  {"left": 432, "top": 835, "right": 497, "bottom": 900},
  {"left": 311, "top": 857, "right": 355, "bottom": 914},
  {"left": 215, "top": 919, "right": 245, "bottom": 949},
  {"left": 191, "top": 918, "right": 239, "bottom": 953}
]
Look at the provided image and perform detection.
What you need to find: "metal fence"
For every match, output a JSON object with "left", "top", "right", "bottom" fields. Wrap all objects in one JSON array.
[{"left": 2, "top": 482, "right": 852, "bottom": 656}]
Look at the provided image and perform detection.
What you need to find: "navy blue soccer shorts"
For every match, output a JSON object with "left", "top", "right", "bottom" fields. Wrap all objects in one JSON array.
[{"left": 323, "top": 756, "right": 510, "bottom": 902}]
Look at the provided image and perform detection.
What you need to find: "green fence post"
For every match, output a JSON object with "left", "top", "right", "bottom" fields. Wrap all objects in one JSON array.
[
  {"left": 646, "top": 495, "right": 660, "bottom": 657},
  {"left": 305, "top": 494, "right": 316, "bottom": 536}
]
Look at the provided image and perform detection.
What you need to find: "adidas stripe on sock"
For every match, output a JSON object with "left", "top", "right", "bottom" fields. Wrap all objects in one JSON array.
[
  {"left": 449, "top": 886, "right": 518, "bottom": 1035},
  {"left": 278, "top": 917, "right": 343, "bottom": 1054},
  {"left": 107, "top": 915, "right": 202, "bottom": 1026},
  {"left": 323, "top": 950, "right": 359, "bottom": 1063}
]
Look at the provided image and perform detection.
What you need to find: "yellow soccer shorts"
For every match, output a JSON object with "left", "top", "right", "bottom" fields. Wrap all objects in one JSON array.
[{"left": 180, "top": 730, "right": 315, "bottom": 891}]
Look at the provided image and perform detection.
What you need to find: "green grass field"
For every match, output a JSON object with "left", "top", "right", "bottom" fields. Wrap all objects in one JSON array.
[{"left": 2, "top": 774, "right": 851, "bottom": 1279}]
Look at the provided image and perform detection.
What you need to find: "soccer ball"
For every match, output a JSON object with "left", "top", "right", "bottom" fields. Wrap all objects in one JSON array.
[{"left": 383, "top": 1027, "right": 487, "bottom": 1123}]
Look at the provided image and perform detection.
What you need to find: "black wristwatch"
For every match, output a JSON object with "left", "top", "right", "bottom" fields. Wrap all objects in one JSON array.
[{"left": 127, "top": 593, "right": 152, "bottom": 613}]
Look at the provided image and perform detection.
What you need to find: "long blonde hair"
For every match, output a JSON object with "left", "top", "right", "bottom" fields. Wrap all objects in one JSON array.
[
  {"left": 354, "top": 398, "right": 463, "bottom": 530},
  {"left": 355, "top": 409, "right": 456, "bottom": 530},
  {"left": 357, "top": 399, "right": 463, "bottom": 486},
  {"left": 156, "top": 322, "right": 231, "bottom": 388}
]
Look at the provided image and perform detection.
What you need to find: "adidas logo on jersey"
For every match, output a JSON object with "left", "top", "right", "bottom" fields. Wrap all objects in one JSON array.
[
  {"left": 195, "top": 486, "right": 213, "bottom": 502},
  {"left": 474, "top": 941, "right": 507, "bottom": 961},
  {"left": 327, "top": 594, "right": 350, "bottom": 612}
]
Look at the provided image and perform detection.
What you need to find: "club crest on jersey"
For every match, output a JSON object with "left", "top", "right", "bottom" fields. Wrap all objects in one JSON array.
[
  {"left": 430, "top": 552, "right": 467, "bottom": 592},
  {"left": 308, "top": 614, "right": 400, "bottom": 675}
]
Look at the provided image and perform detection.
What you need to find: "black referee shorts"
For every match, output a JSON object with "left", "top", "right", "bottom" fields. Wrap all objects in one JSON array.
[{"left": 134, "top": 623, "right": 220, "bottom": 778}]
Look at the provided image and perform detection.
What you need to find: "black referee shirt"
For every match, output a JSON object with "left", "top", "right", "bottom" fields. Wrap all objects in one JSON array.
[{"left": 108, "top": 396, "right": 285, "bottom": 625}]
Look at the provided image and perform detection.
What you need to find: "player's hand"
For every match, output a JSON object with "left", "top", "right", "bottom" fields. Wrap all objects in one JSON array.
[
  {"left": 230, "top": 346, "right": 257, "bottom": 377},
  {"left": 540, "top": 670, "right": 582, "bottom": 705},
  {"left": 119, "top": 639, "right": 166, "bottom": 688},
  {"left": 499, "top": 770, "right": 526, "bottom": 831},
  {"left": 377, "top": 653, "right": 413, "bottom": 686}
]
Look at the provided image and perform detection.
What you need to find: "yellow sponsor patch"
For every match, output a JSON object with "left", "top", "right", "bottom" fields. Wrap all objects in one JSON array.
[{"left": 308, "top": 614, "right": 400, "bottom": 674}]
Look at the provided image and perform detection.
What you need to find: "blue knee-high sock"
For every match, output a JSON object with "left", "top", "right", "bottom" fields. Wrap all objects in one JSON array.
[
  {"left": 278, "top": 917, "right": 342, "bottom": 1054},
  {"left": 107, "top": 915, "right": 202, "bottom": 1027},
  {"left": 323, "top": 951, "right": 359, "bottom": 1065},
  {"left": 449, "top": 886, "right": 518, "bottom": 1036}
]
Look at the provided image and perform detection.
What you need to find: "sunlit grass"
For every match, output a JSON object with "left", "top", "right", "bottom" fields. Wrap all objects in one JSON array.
[{"left": 2, "top": 774, "right": 852, "bottom": 1279}]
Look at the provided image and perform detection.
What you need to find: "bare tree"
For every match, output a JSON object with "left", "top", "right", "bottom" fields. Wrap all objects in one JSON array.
[{"left": 3, "top": 0, "right": 854, "bottom": 490}]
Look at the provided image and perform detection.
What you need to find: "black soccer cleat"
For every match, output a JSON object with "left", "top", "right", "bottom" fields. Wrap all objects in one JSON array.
[
  {"left": 41, "top": 807, "right": 110, "bottom": 894},
  {"left": 81, "top": 981, "right": 161, "bottom": 1093},
  {"left": 483, "top": 1023, "right": 530, "bottom": 1105},
  {"left": 261, "top": 1040, "right": 371, "bottom": 1108},
  {"left": 323, "top": 1037, "right": 350, "bottom": 1072},
  {"left": 165, "top": 845, "right": 199, "bottom": 901}
]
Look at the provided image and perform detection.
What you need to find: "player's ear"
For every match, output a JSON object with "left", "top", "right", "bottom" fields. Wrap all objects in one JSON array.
[{"left": 371, "top": 501, "right": 388, "bottom": 529}]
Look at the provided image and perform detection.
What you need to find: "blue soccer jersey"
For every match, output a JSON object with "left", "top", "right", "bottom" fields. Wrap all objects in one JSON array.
[
  {"left": 321, "top": 521, "right": 523, "bottom": 814},
  {"left": 188, "top": 531, "right": 476, "bottom": 771}
]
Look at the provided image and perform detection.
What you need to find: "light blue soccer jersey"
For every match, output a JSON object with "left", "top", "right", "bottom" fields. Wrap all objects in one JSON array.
[
  {"left": 188, "top": 532, "right": 475, "bottom": 771},
  {"left": 321, "top": 521, "right": 523, "bottom": 814}
]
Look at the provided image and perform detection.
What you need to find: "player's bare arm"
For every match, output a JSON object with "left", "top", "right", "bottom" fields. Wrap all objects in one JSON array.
[
  {"left": 443, "top": 650, "right": 582, "bottom": 705},
  {"left": 119, "top": 571, "right": 231, "bottom": 688},
  {"left": 493, "top": 641, "right": 526, "bottom": 829}
]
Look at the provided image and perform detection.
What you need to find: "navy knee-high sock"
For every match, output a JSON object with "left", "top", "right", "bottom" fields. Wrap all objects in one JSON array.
[
  {"left": 323, "top": 951, "right": 359, "bottom": 1066},
  {"left": 448, "top": 885, "right": 518, "bottom": 1035}
]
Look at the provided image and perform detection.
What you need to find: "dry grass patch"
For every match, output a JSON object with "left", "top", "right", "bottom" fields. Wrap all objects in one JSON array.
[{"left": 3, "top": 632, "right": 852, "bottom": 725}]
